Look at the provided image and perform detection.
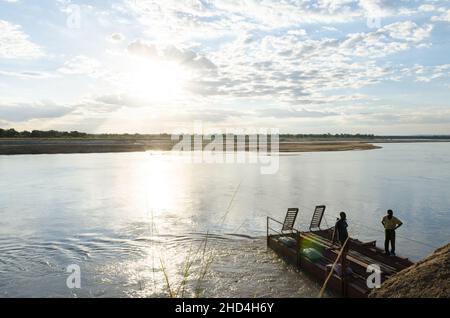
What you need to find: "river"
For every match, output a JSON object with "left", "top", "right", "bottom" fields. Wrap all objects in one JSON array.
[{"left": 1, "top": 142, "right": 449, "bottom": 297}]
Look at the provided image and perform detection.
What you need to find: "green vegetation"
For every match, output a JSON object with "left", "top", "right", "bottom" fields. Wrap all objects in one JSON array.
[
  {"left": 0, "top": 128, "right": 87, "bottom": 138},
  {"left": 158, "top": 233, "right": 215, "bottom": 298}
]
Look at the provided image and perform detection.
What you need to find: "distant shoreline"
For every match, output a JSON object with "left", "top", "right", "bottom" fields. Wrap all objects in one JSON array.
[
  {"left": 1, "top": 138, "right": 449, "bottom": 155},
  {"left": 0, "top": 138, "right": 392, "bottom": 155}
]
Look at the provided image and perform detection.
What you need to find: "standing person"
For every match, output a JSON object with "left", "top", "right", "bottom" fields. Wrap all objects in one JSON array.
[
  {"left": 382, "top": 209, "right": 403, "bottom": 256},
  {"left": 334, "top": 212, "right": 349, "bottom": 247}
]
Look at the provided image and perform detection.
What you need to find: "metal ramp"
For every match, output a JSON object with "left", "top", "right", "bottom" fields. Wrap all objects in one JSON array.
[
  {"left": 282, "top": 208, "right": 299, "bottom": 232},
  {"left": 309, "top": 205, "right": 326, "bottom": 231}
]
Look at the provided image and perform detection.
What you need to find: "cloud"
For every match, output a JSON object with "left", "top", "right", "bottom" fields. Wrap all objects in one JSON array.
[
  {"left": 0, "top": 70, "right": 55, "bottom": 79},
  {"left": 259, "top": 108, "right": 339, "bottom": 119},
  {"left": 180, "top": 20, "right": 432, "bottom": 104},
  {"left": 122, "top": 0, "right": 432, "bottom": 41},
  {"left": 431, "top": 9, "right": 450, "bottom": 22},
  {"left": 127, "top": 40, "right": 217, "bottom": 71},
  {"left": 58, "top": 55, "right": 103, "bottom": 77},
  {"left": 381, "top": 21, "right": 433, "bottom": 43},
  {"left": 73, "top": 94, "right": 147, "bottom": 113},
  {"left": 395, "top": 64, "right": 450, "bottom": 83},
  {"left": 340, "top": 21, "right": 432, "bottom": 58},
  {"left": 158, "top": 108, "right": 249, "bottom": 123},
  {"left": 0, "top": 102, "right": 72, "bottom": 122},
  {"left": 418, "top": 4, "right": 438, "bottom": 13},
  {"left": 110, "top": 33, "right": 125, "bottom": 42},
  {"left": 0, "top": 20, "right": 44, "bottom": 59},
  {"left": 122, "top": 0, "right": 376, "bottom": 36},
  {"left": 1, "top": 0, "right": 450, "bottom": 134}
]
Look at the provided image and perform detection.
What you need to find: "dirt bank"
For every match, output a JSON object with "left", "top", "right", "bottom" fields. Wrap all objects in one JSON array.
[
  {"left": 0, "top": 138, "right": 380, "bottom": 155},
  {"left": 370, "top": 243, "right": 450, "bottom": 298}
]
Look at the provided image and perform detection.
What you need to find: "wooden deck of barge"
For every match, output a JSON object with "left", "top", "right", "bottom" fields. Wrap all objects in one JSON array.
[{"left": 267, "top": 212, "right": 414, "bottom": 298}]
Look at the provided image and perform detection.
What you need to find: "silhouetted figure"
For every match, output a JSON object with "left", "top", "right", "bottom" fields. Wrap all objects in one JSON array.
[
  {"left": 382, "top": 209, "right": 403, "bottom": 256},
  {"left": 334, "top": 212, "right": 349, "bottom": 247}
]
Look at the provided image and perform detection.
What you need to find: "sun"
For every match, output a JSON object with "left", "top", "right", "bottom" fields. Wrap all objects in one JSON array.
[{"left": 125, "top": 57, "right": 190, "bottom": 101}]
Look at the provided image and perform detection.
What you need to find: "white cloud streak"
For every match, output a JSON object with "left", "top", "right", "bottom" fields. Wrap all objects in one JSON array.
[{"left": 0, "top": 20, "right": 44, "bottom": 59}]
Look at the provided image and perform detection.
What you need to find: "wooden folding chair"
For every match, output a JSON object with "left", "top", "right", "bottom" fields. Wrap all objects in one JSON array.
[
  {"left": 309, "top": 205, "right": 326, "bottom": 231},
  {"left": 282, "top": 208, "right": 299, "bottom": 233}
]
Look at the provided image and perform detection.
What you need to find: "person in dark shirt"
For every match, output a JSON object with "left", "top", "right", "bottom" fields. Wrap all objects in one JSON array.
[{"left": 334, "top": 212, "right": 349, "bottom": 247}]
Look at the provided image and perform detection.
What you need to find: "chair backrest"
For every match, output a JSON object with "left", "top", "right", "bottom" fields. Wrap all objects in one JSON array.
[
  {"left": 282, "top": 208, "right": 299, "bottom": 232},
  {"left": 309, "top": 205, "right": 326, "bottom": 231}
]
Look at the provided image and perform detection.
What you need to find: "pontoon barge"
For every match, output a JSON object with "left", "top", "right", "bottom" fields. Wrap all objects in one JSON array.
[{"left": 267, "top": 206, "right": 414, "bottom": 298}]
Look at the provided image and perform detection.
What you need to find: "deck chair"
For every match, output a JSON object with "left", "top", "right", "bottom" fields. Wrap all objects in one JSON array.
[
  {"left": 309, "top": 205, "right": 326, "bottom": 231},
  {"left": 281, "top": 208, "right": 299, "bottom": 233}
]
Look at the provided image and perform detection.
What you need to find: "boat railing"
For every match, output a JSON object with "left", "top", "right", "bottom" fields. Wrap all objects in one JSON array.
[{"left": 266, "top": 216, "right": 301, "bottom": 241}]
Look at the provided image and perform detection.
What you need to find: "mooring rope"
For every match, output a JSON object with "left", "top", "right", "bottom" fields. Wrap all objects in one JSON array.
[{"left": 219, "top": 180, "right": 242, "bottom": 226}]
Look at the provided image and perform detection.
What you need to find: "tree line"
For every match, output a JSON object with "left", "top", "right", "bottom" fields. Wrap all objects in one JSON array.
[
  {"left": 0, "top": 128, "right": 88, "bottom": 138},
  {"left": 1, "top": 128, "right": 449, "bottom": 140}
]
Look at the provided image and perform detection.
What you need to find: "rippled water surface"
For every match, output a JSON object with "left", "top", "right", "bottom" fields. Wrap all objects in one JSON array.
[{"left": 1, "top": 143, "right": 449, "bottom": 297}]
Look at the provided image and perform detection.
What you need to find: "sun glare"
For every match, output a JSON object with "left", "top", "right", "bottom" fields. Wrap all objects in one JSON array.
[{"left": 126, "top": 58, "right": 190, "bottom": 101}]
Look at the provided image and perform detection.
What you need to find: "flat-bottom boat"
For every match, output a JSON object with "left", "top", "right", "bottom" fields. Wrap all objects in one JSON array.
[{"left": 267, "top": 206, "right": 414, "bottom": 298}]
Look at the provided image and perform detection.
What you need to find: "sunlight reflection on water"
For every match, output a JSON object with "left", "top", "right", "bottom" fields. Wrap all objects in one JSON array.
[{"left": 0, "top": 142, "right": 449, "bottom": 297}]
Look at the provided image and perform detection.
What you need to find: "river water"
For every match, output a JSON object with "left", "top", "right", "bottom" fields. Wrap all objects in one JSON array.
[{"left": 0, "top": 142, "right": 449, "bottom": 297}]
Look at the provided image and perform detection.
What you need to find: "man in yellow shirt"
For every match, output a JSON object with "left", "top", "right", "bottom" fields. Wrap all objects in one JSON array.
[{"left": 382, "top": 209, "right": 403, "bottom": 256}]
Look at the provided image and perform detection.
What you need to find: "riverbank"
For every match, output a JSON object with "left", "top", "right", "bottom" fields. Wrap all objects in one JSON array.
[
  {"left": 0, "top": 138, "right": 381, "bottom": 155},
  {"left": 370, "top": 243, "right": 450, "bottom": 298}
]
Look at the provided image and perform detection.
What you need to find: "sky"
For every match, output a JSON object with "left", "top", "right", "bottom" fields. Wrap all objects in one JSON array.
[{"left": 0, "top": 0, "right": 450, "bottom": 135}]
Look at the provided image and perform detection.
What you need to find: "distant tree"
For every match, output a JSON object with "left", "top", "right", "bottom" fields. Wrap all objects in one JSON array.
[
  {"left": 0, "top": 128, "right": 20, "bottom": 137},
  {"left": 20, "top": 130, "right": 31, "bottom": 138},
  {"left": 30, "top": 130, "right": 43, "bottom": 138}
]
